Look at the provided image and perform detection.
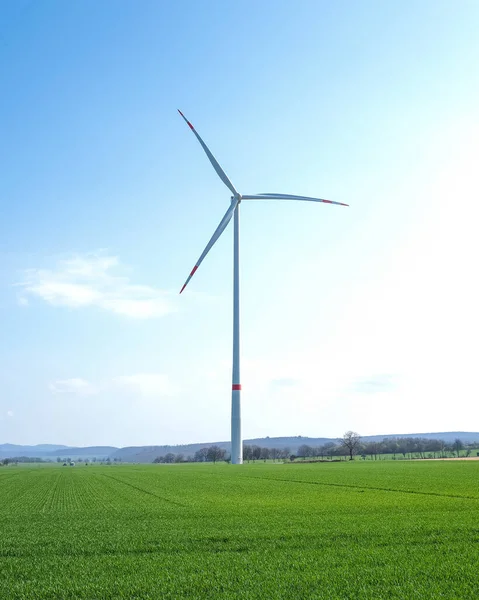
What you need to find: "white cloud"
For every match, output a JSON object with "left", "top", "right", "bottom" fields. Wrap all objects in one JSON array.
[
  {"left": 49, "top": 378, "right": 99, "bottom": 396},
  {"left": 17, "top": 252, "right": 174, "bottom": 319},
  {"left": 6, "top": 410, "right": 14, "bottom": 417}
]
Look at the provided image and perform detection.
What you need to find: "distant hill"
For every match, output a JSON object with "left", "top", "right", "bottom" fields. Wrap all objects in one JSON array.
[
  {"left": 2, "top": 432, "right": 478, "bottom": 462},
  {"left": 0, "top": 443, "right": 69, "bottom": 452},
  {"left": 0, "top": 444, "right": 117, "bottom": 460},
  {"left": 0, "top": 443, "right": 69, "bottom": 458},
  {"left": 47, "top": 446, "right": 118, "bottom": 458}
]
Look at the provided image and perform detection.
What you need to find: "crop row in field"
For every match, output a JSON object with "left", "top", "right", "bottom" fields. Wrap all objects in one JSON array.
[{"left": 0, "top": 460, "right": 478, "bottom": 598}]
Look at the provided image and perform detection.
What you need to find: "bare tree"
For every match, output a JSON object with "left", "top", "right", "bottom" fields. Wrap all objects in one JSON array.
[
  {"left": 243, "top": 445, "right": 253, "bottom": 462},
  {"left": 340, "top": 431, "right": 361, "bottom": 460},
  {"left": 270, "top": 448, "right": 280, "bottom": 462},
  {"left": 252, "top": 445, "right": 261, "bottom": 462},
  {"left": 322, "top": 442, "right": 337, "bottom": 460},
  {"left": 260, "top": 447, "right": 270, "bottom": 462},
  {"left": 363, "top": 441, "right": 380, "bottom": 460},
  {"left": 194, "top": 448, "right": 209, "bottom": 462},
  {"left": 298, "top": 444, "right": 313, "bottom": 459},
  {"left": 207, "top": 445, "right": 226, "bottom": 464},
  {"left": 453, "top": 438, "right": 464, "bottom": 458}
]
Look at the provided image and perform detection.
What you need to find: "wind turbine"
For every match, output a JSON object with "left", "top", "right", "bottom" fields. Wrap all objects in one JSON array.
[{"left": 178, "top": 110, "right": 348, "bottom": 464}]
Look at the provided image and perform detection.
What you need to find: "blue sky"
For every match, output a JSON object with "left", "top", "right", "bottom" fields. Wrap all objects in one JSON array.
[{"left": 1, "top": 1, "right": 478, "bottom": 447}]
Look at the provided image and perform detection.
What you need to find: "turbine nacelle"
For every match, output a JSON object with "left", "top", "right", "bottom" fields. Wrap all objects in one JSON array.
[{"left": 178, "top": 109, "right": 348, "bottom": 295}]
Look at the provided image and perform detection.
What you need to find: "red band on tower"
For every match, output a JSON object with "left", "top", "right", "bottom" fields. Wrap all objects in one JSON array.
[{"left": 232, "top": 384, "right": 241, "bottom": 391}]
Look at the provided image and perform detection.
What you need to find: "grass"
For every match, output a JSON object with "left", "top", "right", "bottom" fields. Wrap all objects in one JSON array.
[{"left": 0, "top": 460, "right": 478, "bottom": 598}]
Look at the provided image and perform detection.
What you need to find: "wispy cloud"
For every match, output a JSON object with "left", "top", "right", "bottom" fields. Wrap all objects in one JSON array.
[
  {"left": 17, "top": 252, "right": 174, "bottom": 319},
  {"left": 48, "top": 373, "right": 178, "bottom": 397},
  {"left": 49, "top": 378, "right": 99, "bottom": 396},
  {"left": 6, "top": 410, "right": 14, "bottom": 417}
]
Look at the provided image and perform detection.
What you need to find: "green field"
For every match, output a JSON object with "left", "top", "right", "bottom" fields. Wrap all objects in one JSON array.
[{"left": 1, "top": 461, "right": 478, "bottom": 599}]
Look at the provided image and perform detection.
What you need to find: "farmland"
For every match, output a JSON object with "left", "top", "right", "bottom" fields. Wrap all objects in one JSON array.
[{"left": 0, "top": 461, "right": 478, "bottom": 599}]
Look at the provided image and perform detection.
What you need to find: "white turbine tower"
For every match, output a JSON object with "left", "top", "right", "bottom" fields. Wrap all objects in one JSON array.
[{"left": 178, "top": 110, "right": 348, "bottom": 464}]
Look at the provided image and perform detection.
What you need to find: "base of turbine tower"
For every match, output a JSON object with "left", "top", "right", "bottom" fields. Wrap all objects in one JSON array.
[{"left": 231, "top": 389, "right": 242, "bottom": 464}]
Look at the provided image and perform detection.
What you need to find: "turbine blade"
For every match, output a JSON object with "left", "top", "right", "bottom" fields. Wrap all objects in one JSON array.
[
  {"left": 241, "top": 193, "right": 348, "bottom": 207},
  {"left": 178, "top": 110, "right": 238, "bottom": 196},
  {"left": 180, "top": 200, "right": 238, "bottom": 294}
]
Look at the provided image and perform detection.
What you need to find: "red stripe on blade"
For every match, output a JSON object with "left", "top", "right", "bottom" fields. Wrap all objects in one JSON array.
[
  {"left": 232, "top": 384, "right": 241, "bottom": 391},
  {"left": 179, "top": 266, "right": 199, "bottom": 294},
  {"left": 178, "top": 109, "right": 194, "bottom": 129}
]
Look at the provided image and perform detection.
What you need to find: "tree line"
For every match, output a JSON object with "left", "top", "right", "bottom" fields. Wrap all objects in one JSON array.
[
  {"left": 0, "top": 456, "right": 52, "bottom": 466},
  {"left": 152, "top": 434, "right": 478, "bottom": 464},
  {"left": 152, "top": 444, "right": 291, "bottom": 464},
  {"left": 153, "top": 445, "right": 228, "bottom": 464},
  {"left": 296, "top": 432, "right": 478, "bottom": 461},
  {"left": 55, "top": 457, "right": 120, "bottom": 464}
]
